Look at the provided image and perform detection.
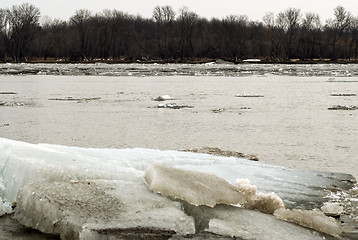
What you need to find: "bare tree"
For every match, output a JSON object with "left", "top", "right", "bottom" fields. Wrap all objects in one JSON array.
[
  {"left": 40, "top": 19, "right": 69, "bottom": 59},
  {"left": 348, "top": 17, "right": 358, "bottom": 60},
  {"left": 153, "top": 6, "right": 175, "bottom": 58},
  {"left": 325, "top": 6, "right": 352, "bottom": 60},
  {"left": 0, "top": 9, "right": 8, "bottom": 61},
  {"left": 5, "top": 3, "right": 40, "bottom": 61},
  {"left": 263, "top": 12, "right": 279, "bottom": 59},
  {"left": 221, "top": 15, "right": 248, "bottom": 61},
  {"left": 177, "top": 7, "right": 198, "bottom": 59},
  {"left": 300, "top": 12, "right": 322, "bottom": 59},
  {"left": 70, "top": 9, "right": 92, "bottom": 60},
  {"left": 276, "top": 8, "right": 301, "bottom": 59}
]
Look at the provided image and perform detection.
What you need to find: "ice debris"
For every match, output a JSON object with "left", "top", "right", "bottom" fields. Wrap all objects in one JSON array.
[{"left": 48, "top": 96, "right": 101, "bottom": 102}]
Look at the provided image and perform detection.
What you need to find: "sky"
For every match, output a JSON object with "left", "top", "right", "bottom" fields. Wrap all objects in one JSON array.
[{"left": 1, "top": 0, "right": 358, "bottom": 23}]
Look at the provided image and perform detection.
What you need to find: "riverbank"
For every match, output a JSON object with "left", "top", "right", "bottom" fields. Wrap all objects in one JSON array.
[{"left": 2, "top": 57, "right": 358, "bottom": 65}]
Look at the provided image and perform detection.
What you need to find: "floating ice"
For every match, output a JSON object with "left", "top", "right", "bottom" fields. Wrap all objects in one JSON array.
[
  {"left": 328, "top": 105, "right": 358, "bottom": 110},
  {"left": 1, "top": 62, "right": 358, "bottom": 77},
  {"left": 152, "top": 95, "right": 174, "bottom": 101},
  {"left": 330, "top": 93, "right": 357, "bottom": 97},
  {"left": 235, "top": 94, "right": 264, "bottom": 97},
  {"left": 156, "top": 103, "right": 193, "bottom": 109}
]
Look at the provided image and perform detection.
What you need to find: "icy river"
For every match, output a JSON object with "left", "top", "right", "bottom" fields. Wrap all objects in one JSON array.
[
  {"left": 0, "top": 62, "right": 357, "bottom": 176},
  {"left": 0, "top": 62, "right": 358, "bottom": 239}
]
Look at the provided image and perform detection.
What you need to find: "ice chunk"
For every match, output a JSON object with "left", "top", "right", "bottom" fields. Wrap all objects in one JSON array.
[
  {"left": 14, "top": 180, "right": 195, "bottom": 239},
  {"left": 204, "top": 205, "right": 332, "bottom": 240},
  {"left": 145, "top": 165, "right": 284, "bottom": 214},
  {"left": 144, "top": 164, "right": 246, "bottom": 207},
  {"left": 0, "top": 138, "right": 143, "bottom": 206},
  {"left": 274, "top": 208, "right": 342, "bottom": 236},
  {"left": 152, "top": 95, "right": 174, "bottom": 101},
  {"left": 321, "top": 202, "right": 344, "bottom": 217}
]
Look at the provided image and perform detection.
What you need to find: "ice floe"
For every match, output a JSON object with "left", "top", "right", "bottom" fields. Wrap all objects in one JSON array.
[
  {"left": 152, "top": 95, "right": 175, "bottom": 101},
  {"left": 235, "top": 94, "right": 264, "bottom": 98},
  {"left": 328, "top": 105, "right": 358, "bottom": 110}
]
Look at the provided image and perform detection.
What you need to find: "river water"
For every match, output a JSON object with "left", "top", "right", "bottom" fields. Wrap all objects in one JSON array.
[{"left": 1, "top": 63, "right": 357, "bottom": 178}]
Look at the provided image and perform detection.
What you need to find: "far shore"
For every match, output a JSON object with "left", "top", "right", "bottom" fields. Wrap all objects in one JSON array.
[{"left": 1, "top": 57, "right": 358, "bottom": 65}]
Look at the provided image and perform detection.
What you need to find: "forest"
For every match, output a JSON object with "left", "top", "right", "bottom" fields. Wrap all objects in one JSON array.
[{"left": 0, "top": 3, "right": 357, "bottom": 63}]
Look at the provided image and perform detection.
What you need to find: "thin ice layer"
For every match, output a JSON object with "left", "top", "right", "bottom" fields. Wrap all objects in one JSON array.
[{"left": 14, "top": 180, "right": 195, "bottom": 239}]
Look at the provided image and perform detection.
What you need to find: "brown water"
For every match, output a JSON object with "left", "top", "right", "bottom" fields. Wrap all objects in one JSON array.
[{"left": 1, "top": 74, "right": 357, "bottom": 178}]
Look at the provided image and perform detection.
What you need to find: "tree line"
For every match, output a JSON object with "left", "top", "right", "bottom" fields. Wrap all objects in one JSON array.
[{"left": 0, "top": 3, "right": 357, "bottom": 62}]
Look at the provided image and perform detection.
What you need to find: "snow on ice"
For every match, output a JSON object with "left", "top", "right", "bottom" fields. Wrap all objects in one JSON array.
[{"left": 0, "top": 138, "right": 356, "bottom": 239}]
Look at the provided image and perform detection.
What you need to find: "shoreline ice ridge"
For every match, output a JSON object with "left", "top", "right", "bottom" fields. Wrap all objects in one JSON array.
[{"left": 0, "top": 138, "right": 356, "bottom": 239}]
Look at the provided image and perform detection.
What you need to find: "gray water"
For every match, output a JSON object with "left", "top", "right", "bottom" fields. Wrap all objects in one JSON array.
[{"left": 1, "top": 65, "right": 357, "bottom": 177}]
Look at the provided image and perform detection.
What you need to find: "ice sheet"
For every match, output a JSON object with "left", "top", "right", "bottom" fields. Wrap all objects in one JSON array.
[{"left": 0, "top": 138, "right": 355, "bottom": 212}]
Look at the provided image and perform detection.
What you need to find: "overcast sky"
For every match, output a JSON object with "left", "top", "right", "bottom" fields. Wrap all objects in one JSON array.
[{"left": 1, "top": 0, "right": 357, "bottom": 23}]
